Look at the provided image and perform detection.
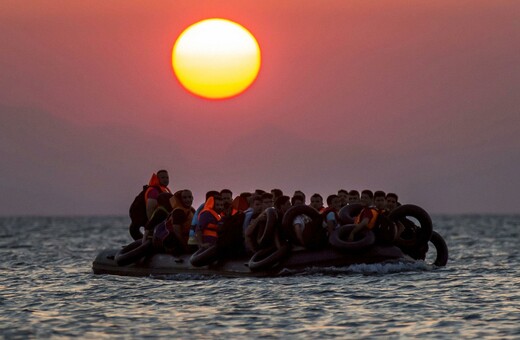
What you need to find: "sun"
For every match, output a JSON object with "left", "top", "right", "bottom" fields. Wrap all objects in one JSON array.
[{"left": 172, "top": 18, "right": 261, "bottom": 100}]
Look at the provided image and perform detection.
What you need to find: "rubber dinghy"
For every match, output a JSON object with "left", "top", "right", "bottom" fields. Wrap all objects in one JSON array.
[{"left": 92, "top": 245, "right": 408, "bottom": 278}]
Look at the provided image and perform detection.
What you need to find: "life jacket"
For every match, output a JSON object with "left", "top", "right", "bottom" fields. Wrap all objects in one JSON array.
[
  {"left": 144, "top": 173, "right": 171, "bottom": 205},
  {"left": 354, "top": 206, "right": 379, "bottom": 229},
  {"left": 129, "top": 184, "right": 161, "bottom": 227},
  {"left": 164, "top": 191, "right": 194, "bottom": 244},
  {"left": 199, "top": 197, "right": 221, "bottom": 238}
]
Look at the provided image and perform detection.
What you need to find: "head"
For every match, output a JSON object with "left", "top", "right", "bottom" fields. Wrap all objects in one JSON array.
[
  {"left": 271, "top": 188, "right": 283, "bottom": 201},
  {"left": 252, "top": 195, "right": 263, "bottom": 214},
  {"left": 348, "top": 190, "right": 360, "bottom": 203},
  {"left": 337, "top": 189, "right": 348, "bottom": 207},
  {"left": 310, "top": 193, "right": 324, "bottom": 210},
  {"left": 212, "top": 195, "right": 224, "bottom": 214},
  {"left": 373, "top": 190, "right": 386, "bottom": 210},
  {"left": 360, "top": 190, "right": 374, "bottom": 207},
  {"left": 261, "top": 192, "right": 274, "bottom": 210},
  {"left": 205, "top": 190, "right": 220, "bottom": 201},
  {"left": 291, "top": 194, "right": 305, "bottom": 206},
  {"left": 327, "top": 194, "right": 341, "bottom": 211},
  {"left": 181, "top": 189, "right": 194, "bottom": 208},
  {"left": 274, "top": 195, "right": 291, "bottom": 214},
  {"left": 157, "top": 170, "right": 169, "bottom": 187},
  {"left": 220, "top": 189, "right": 233, "bottom": 209},
  {"left": 386, "top": 193, "right": 399, "bottom": 211},
  {"left": 293, "top": 190, "right": 306, "bottom": 204}
]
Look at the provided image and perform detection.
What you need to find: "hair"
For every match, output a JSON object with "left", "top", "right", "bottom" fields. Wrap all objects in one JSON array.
[
  {"left": 271, "top": 188, "right": 283, "bottom": 198},
  {"left": 240, "top": 192, "right": 252, "bottom": 199},
  {"left": 338, "top": 189, "right": 348, "bottom": 195},
  {"left": 291, "top": 194, "right": 305, "bottom": 205},
  {"left": 157, "top": 169, "right": 168, "bottom": 175},
  {"left": 212, "top": 194, "right": 223, "bottom": 201},
  {"left": 254, "top": 189, "right": 266, "bottom": 195},
  {"left": 361, "top": 190, "right": 373, "bottom": 200},
  {"left": 294, "top": 190, "right": 305, "bottom": 198},
  {"left": 274, "top": 195, "right": 290, "bottom": 209},
  {"left": 310, "top": 193, "right": 323, "bottom": 201},
  {"left": 326, "top": 194, "right": 338, "bottom": 206},
  {"left": 386, "top": 193, "right": 398, "bottom": 201},
  {"left": 252, "top": 195, "right": 263, "bottom": 203},
  {"left": 220, "top": 189, "right": 233, "bottom": 196},
  {"left": 261, "top": 192, "right": 273, "bottom": 200},
  {"left": 349, "top": 190, "right": 359, "bottom": 197},
  {"left": 205, "top": 190, "right": 220, "bottom": 200},
  {"left": 374, "top": 190, "right": 386, "bottom": 199}
]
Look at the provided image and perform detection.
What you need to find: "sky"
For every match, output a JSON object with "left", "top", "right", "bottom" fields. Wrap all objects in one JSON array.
[{"left": 1, "top": 1, "right": 519, "bottom": 215}]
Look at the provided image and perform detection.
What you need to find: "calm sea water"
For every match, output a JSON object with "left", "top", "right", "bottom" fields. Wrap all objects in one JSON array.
[{"left": 0, "top": 215, "right": 519, "bottom": 339}]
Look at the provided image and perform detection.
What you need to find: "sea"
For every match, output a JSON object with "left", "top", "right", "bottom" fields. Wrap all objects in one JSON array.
[{"left": 0, "top": 214, "right": 519, "bottom": 339}]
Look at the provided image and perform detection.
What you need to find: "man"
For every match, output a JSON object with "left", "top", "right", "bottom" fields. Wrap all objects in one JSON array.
[
  {"left": 261, "top": 192, "right": 274, "bottom": 211},
  {"left": 385, "top": 193, "right": 399, "bottom": 212},
  {"left": 196, "top": 195, "right": 224, "bottom": 248},
  {"left": 220, "top": 189, "right": 234, "bottom": 216},
  {"left": 348, "top": 190, "right": 378, "bottom": 241},
  {"left": 293, "top": 190, "right": 306, "bottom": 204},
  {"left": 337, "top": 189, "right": 349, "bottom": 207},
  {"left": 290, "top": 195, "right": 311, "bottom": 246},
  {"left": 242, "top": 195, "right": 263, "bottom": 233},
  {"left": 187, "top": 190, "right": 219, "bottom": 247},
  {"left": 271, "top": 188, "right": 284, "bottom": 203},
  {"left": 322, "top": 194, "right": 342, "bottom": 236},
  {"left": 145, "top": 170, "right": 172, "bottom": 220},
  {"left": 373, "top": 191, "right": 387, "bottom": 212},
  {"left": 348, "top": 190, "right": 360, "bottom": 204},
  {"left": 310, "top": 193, "right": 324, "bottom": 212}
]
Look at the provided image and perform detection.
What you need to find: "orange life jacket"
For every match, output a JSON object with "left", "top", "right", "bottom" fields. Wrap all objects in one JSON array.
[
  {"left": 144, "top": 173, "right": 171, "bottom": 205},
  {"left": 199, "top": 197, "right": 221, "bottom": 238},
  {"left": 354, "top": 207, "right": 379, "bottom": 229},
  {"left": 165, "top": 192, "right": 194, "bottom": 244}
]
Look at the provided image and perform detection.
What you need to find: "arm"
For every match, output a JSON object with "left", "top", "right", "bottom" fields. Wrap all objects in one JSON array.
[
  {"left": 146, "top": 198, "right": 158, "bottom": 220},
  {"left": 348, "top": 217, "right": 369, "bottom": 241}
]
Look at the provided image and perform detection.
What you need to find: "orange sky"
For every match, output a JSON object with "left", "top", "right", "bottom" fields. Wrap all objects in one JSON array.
[{"left": 1, "top": 1, "right": 519, "bottom": 215}]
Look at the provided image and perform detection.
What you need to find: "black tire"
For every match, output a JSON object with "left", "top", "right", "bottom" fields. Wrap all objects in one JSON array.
[
  {"left": 189, "top": 245, "right": 218, "bottom": 267},
  {"left": 248, "top": 244, "right": 290, "bottom": 271},
  {"left": 429, "top": 231, "right": 448, "bottom": 266},
  {"left": 115, "top": 239, "right": 152, "bottom": 266},
  {"left": 129, "top": 223, "right": 144, "bottom": 241},
  {"left": 281, "top": 205, "right": 323, "bottom": 246},
  {"left": 388, "top": 204, "right": 433, "bottom": 247},
  {"left": 257, "top": 207, "right": 277, "bottom": 247},
  {"left": 338, "top": 203, "right": 364, "bottom": 224},
  {"left": 329, "top": 224, "right": 375, "bottom": 251}
]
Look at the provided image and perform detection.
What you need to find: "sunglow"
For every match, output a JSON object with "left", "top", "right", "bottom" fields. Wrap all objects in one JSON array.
[{"left": 172, "top": 18, "right": 261, "bottom": 100}]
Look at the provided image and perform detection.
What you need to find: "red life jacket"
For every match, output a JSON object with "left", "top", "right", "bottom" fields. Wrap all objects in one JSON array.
[{"left": 144, "top": 173, "right": 171, "bottom": 205}]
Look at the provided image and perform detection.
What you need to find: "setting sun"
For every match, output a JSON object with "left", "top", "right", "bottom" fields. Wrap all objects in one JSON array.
[{"left": 172, "top": 18, "right": 261, "bottom": 100}]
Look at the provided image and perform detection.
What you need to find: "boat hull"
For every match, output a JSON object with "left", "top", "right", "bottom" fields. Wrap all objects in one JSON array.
[{"left": 92, "top": 245, "right": 408, "bottom": 277}]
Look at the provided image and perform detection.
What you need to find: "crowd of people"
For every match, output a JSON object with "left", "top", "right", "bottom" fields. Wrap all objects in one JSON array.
[{"left": 130, "top": 170, "right": 404, "bottom": 257}]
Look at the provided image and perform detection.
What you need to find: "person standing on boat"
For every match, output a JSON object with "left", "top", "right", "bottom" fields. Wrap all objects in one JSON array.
[
  {"left": 145, "top": 170, "right": 172, "bottom": 220},
  {"left": 196, "top": 195, "right": 224, "bottom": 248},
  {"left": 348, "top": 190, "right": 378, "bottom": 241}
]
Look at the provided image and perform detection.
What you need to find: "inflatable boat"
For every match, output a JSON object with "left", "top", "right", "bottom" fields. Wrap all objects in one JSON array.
[
  {"left": 92, "top": 244, "right": 410, "bottom": 277},
  {"left": 92, "top": 204, "right": 448, "bottom": 277}
]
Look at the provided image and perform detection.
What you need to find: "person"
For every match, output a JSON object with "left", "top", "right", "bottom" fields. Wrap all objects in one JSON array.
[
  {"left": 142, "top": 192, "right": 173, "bottom": 242},
  {"left": 271, "top": 188, "right": 284, "bottom": 203},
  {"left": 310, "top": 193, "right": 324, "bottom": 212},
  {"left": 242, "top": 195, "right": 263, "bottom": 234},
  {"left": 290, "top": 195, "right": 312, "bottom": 246},
  {"left": 152, "top": 190, "right": 194, "bottom": 254},
  {"left": 220, "top": 189, "right": 234, "bottom": 216},
  {"left": 348, "top": 190, "right": 378, "bottom": 241},
  {"left": 293, "top": 190, "right": 306, "bottom": 204},
  {"left": 348, "top": 190, "right": 360, "bottom": 204},
  {"left": 145, "top": 170, "right": 172, "bottom": 220},
  {"left": 373, "top": 191, "right": 387, "bottom": 213},
  {"left": 385, "top": 193, "right": 399, "bottom": 212},
  {"left": 261, "top": 192, "right": 274, "bottom": 211},
  {"left": 337, "top": 189, "right": 349, "bottom": 207},
  {"left": 196, "top": 195, "right": 224, "bottom": 248},
  {"left": 322, "top": 194, "right": 341, "bottom": 236},
  {"left": 187, "top": 190, "right": 219, "bottom": 247}
]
